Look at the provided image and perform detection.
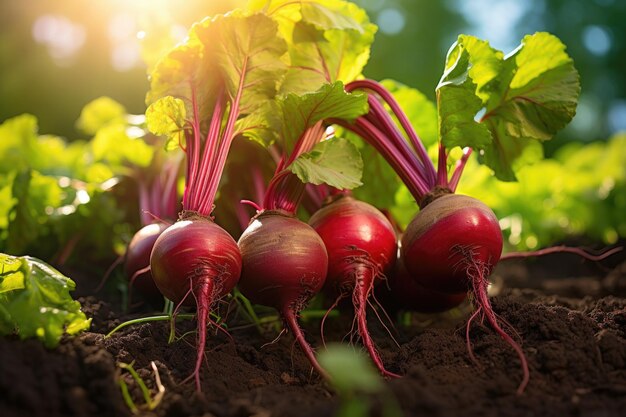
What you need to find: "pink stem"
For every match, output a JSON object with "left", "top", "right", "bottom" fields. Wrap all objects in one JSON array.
[
  {"left": 240, "top": 199, "right": 262, "bottom": 212},
  {"left": 200, "top": 57, "right": 249, "bottom": 215},
  {"left": 263, "top": 122, "right": 326, "bottom": 213},
  {"left": 193, "top": 90, "right": 225, "bottom": 213},
  {"left": 262, "top": 169, "right": 292, "bottom": 210},
  {"left": 185, "top": 87, "right": 202, "bottom": 209},
  {"left": 366, "top": 96, "right": 432, "bottom": 183},
  {"left": 353, "top": 117, "right": 430, "bottom": 199},
  {"left": 449, "top": 147, "right": 473, "bottom": 192},
  {"left": 437, "top": 142, "right": 448, "bottom": 187},
  {"left": 161, "top": 154, "right": 183, "bottom": 219},
  {"left": 347, "top": 79, "right": 436, "bottom": 184}
]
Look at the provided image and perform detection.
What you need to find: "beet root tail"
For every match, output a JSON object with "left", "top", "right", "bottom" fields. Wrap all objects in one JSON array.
[
  {"left": 282, "top": 307, "right": 330, "bottom": 381},
  {"left": 191, "top": 278, "right": 214, "bottom": 392},
  {"left": 469, "top": 260, "right": 530, "bottom": 395},
  {"left": 354, "top": 268, "right": 401, "bottom": 379}
]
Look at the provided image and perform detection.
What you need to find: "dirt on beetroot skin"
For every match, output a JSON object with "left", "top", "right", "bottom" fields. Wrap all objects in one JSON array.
[{"left": 1, "top": 252, "right": 626, "bottom": 417}]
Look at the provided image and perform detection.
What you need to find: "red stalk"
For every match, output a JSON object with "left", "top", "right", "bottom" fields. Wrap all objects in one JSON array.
[
  {"left": 201, "top": 59, "right": 249, "bottom": 215},
  {"left": 365, "top": 96, "right": 431, "bottom": 179},
  {"left": 449, "top": 147, "right": 473, "bottom": 192},
  {"left": 437, "top": 142, "right": 448, "bottom": 187},
  {"left": 185, "top": 87, "right": 202, "bottom": 209},
  {"left": 192, "top": 90, "right": 225, "bottom": 211},
  {"left": 346, "top": 79, "right": 436, "bottom": 183}
]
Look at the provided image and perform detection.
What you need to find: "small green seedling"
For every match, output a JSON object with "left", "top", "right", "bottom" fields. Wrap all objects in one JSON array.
[
  {"left": 118, "top": 361, "right": 165, "bottom": 414},
  {"left": 318, "top": 344, "right": 402, "bottom": 417}
]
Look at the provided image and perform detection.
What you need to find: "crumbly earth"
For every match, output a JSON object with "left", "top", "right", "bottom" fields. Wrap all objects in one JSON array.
[{"left": 1, "top": 250, "right": 625, "bottom": 417}]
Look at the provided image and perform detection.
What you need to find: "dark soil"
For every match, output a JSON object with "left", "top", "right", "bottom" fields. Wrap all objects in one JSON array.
[{"left": 1, "top": 249, "right": 626, "bottom": 417}]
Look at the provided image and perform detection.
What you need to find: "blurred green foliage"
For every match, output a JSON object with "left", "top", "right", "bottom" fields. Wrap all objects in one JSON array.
[
  {"left": 318, "top": 344, "right": 402, "bottom": 417},
  {"left": 0, "top": 100, "right": 157, "bottom": 267},
  {"left": 457, "top": 133, "right": 626, "bottom": 250}
]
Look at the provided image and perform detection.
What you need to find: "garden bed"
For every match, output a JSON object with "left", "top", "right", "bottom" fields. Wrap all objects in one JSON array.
[{"left": 2, "top": 249, "right": 625, "bottom": 417}]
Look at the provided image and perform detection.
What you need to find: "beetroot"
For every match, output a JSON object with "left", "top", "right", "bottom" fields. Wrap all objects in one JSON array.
[
  {"left": 150, "top": 214, "right": 241, "bottom": 390},
  {"left": 401, "top": 193, "right": 528, "bottom": 393},
  {"left": 401, "top": 194, "right": 503, "bottom": 294},
  {"left": 237, "top": 210, "right": 328, "bottom": 378},
  {"left": 309, "top": 195, "right": 399, "bottom": 377},
  {"left": 124, "top": 222, "right": 169, "bottom": 302}
]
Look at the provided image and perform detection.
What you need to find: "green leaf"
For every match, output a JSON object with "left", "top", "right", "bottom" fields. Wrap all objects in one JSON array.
[
  {"left": 280, "top": 81, "right": 368, "bottom": 154},
  {"left": 233, "top": 100, "right": 281, "bottom": 147},
  {"left": 0, "top": 177, "right": 14, "bottom": 235},
  {"left": 195, "top": 12, "right": 287, "bottom": 146},
  {"left": 76, "top": 97, "right": 127, "bottom": 135},
  {"left": 281, "top": 22, "right": 376, "bottom": 95},
  {"left": 0, "top": 114, "right": 106, "bottom": 181},
  {"left": 194, "top": 12, "right": 288, "bottom": 114},
  {"left": 457, "top": 133, "right": 626, "bottom": 250},
  {"left": 0, "top": 114, "right": 126, "bottom": 261},
  {"left": 6, "top": 170, "right": 62, "bottom": 254},
  {"left": 436, "top": 45, "right": 492, "bottom": 151},
  {"left": 145, "top": 96, "right": 187, "bottom": 150},
  {"left": 486, "top": 32, "right": 580, "bottom": 139},
  {"left": 146, "top": 37, "right": 209, "bottom": 112},
  {"left": 480, "top": 121, "right": 544, "bottom": 181},
  {"left": 0, "top": 253, "right": 91, "bottom": 348},
  {"left": 0, "top": 114, "right": 40, "bottom": 175},
  {"left": 147, "top": 11, "right": 288, "bottom": 149},
  {"left": 91, "top": 124, "right": 154, "bottom": 169},
  {"left": 453, "top": 36, "right": 504, "bottom": 103},
  {"left": 252, "top": 0, "right": 376, "bottom": 95},
  {"left": 438, "top": 33, "right": 580, "bottom": 181},
  {"left": 247, "top": 0, "right": 370, "bottom": 32},
  {"left": 287, "top": 137, "right": 362, "bottom": 189}
]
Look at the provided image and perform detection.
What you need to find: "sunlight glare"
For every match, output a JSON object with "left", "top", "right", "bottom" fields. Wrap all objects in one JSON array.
[
  {"left": 32, "top": 14, "right": 86, "bottom": 65},
  {"left": 109, "top": 0, "right": 173, "bottom": 14}
]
